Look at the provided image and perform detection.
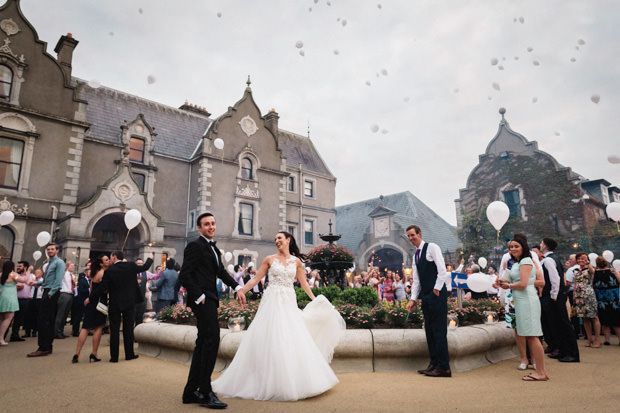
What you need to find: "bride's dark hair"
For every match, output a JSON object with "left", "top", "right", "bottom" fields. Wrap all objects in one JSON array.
[{"left": 278, "top": 231, "right": 308, "bottom": 262}]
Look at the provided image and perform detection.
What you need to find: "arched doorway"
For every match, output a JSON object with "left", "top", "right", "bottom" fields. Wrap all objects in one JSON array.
[
  {"left": 90, "top": 213, "right": 142, "bottom": 261},
  {"left": 0, "top": 226, "right": 14, "bottom": 265},
  {"left": 367, "top": 247, "right": 404, "bottom": 275}
]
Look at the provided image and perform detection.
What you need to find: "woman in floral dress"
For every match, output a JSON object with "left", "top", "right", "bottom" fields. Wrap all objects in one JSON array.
[{"left": 573, "top": 252, "right": 601, "bottom": 348}]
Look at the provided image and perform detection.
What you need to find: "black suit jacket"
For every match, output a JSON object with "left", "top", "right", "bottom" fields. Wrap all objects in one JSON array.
[
  {"left": 93, "top": 258, "right": 153, "bottom": 311},
  {"left": 180, "top": 237, "right": 238, "bottom": 308}
]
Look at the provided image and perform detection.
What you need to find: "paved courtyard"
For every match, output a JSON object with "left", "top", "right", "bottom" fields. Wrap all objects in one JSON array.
[{"left": 1, "top": 331, "right": 619, "bottom": 412}]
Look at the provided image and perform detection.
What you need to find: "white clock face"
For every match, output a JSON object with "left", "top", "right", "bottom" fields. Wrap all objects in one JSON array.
[{"left": 374, "top": 217, "right": 389, "bottom": 237}]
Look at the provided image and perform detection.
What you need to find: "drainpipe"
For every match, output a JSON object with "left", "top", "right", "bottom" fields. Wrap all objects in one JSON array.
[{"left": 50, "top": 205, "right": 58, "bottom": 241}]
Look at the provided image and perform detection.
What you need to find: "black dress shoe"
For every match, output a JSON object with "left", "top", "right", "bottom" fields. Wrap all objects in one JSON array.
[
  {"left": 558, "top": 356, "right": 580, "bottom": 363},
  {"left": 126, "top": 355, "right": 139, "bottom": 361},
  {"left": 548, "top": 352, "right": 561, "bottom": 359},
  {"left": 182, "top": 390, "right": 206, "bottom": 404},
  {"left": 202, "top": 391, "right": 227, "bottom": 409},
  {"left": 425, "top": 367, "right": 452, "bottom": 377},
  {"left": 10, "top": 336, "right": 25, "bottom": 342},
  {"left": 417, "top": 364, "right": 434, "bottom": 374},
  {"left": 109, "top": 359, "right": 118, "bottom": 363}
]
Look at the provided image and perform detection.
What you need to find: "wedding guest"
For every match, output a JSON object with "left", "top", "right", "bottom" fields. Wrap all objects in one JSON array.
[
  {"left": 28, "top": 243, "right": 66, "bottom": 358},
  {"left": 592, "top": 257, "right": 620, "bottom": 346},
  {"left": 573, "top": 252, "right": 601, "bottom": 348},
  {"left": 498, "top": 233, "right": 548, "bottom": 381},
  {"left": 233, "top": 264, "right": 245, "bottom": 287},
  {"left": 71, "top": 264, "right": 91, "bottom": 336},
  {"left": 72, "top": 255, "right": 110, "bottom": 363},
  {"left": 360, "top": 271, "right": 370, "bottom": 286},
  {"left": 565, "top": 254, "right": 582, "bottom": 337},
  {"left": 486, "top": 265, "right": 499, "bottom": 299},
  {"left": 383, "top": 272, "right": 395, "bottom": 302},
  {"left": 406, "top": 224, "right": 452, "bottom": 378},
  {"left": 135, "top": 259, "right": 162, "bottom": 326},
  {"left": 23, "top": 268, "right": 44, "bottom": 338},
  {"left": 10, "top": 261, "right": 31, "bottom": 342},
  {"left": 155, "top": 258, "right": 179, "bottom": 313},
  {"left": 1, "top": 261, "right": 33, "bottom": 346},
  {"left": 54, "top": 261, "right": 75, "bottom": 339}
]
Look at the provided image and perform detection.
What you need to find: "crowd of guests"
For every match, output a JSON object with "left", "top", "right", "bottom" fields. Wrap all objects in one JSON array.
[{"left": 0, "top": 244, "right": 193, "bottom": 364}]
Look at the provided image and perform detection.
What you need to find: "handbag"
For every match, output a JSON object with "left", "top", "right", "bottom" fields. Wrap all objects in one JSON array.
[
  {"left": 96, "top": 301, "right": 108, "bottom": 315},
  {"left": 501, "top": 269, "right": 512, "bottom": 282}
]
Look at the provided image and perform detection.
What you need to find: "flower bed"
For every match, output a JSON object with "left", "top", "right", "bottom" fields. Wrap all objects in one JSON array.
[{"left": 158, "top": 287, "right": 505, "bottom": 330}]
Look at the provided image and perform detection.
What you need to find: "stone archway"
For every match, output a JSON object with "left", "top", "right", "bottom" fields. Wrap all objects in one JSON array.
[
  {"left": 368, "top": 247, "right": 404, "bottom": 275},
  {"left": 90, "top": 213, "right": 143, "bottom": 261}
]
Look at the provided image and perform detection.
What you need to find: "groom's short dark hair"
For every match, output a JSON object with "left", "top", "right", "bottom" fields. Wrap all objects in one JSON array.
[{"left": 196, "top": 212, "right": 214, "bottom": 227}]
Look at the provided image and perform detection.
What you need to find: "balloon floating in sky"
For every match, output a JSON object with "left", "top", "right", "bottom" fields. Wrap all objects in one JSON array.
[
  {"left": 527, "top": 47, "right": 533, "bottom": 52},
  {"left": 36, "top": 231, "right": 51, "bottom": 247},
  {"left": 381, "top": 68, "right": 388, "bottom": 76},
  {"left": 607, "top": 155, "right": 620, "bottom": 164},
  {"left": 33, "top": 250, "right": 42, "bottom": 261},
  {"left": 217, "top": 12, "right": 222, "bottom": 18},
  {"left": 533, "top": 60, "right": 540, "bottom": 66},
  {"left": 591, "top": 94, "right": 600, "bottom": 104},
  {"left": 341, "top": 19, "right": 347, "bottom": 27},
  {"left": 365, "top": 81, "right": 371, "bottom": 86},
  {"left": 532, "top": 97, "right": 538, "bottom": 103},
  {"left": 570, "top": 57, "right": 576, "bottom": 62},
  {"left": 124, "top": 209, "right": 142, "bottom": 230},
  {"left": 295, "top": 41, "right": 304, "bottom": 49},
  {"left": 606, "top": 202, "right": 620, "bottom": 221},
  {"left": 602, "top": 250, "right": 614, "bottom": 263},
  {"left": 333, "top": 49, "right": 339, "bottom": 55},
  {"left": 299, "top": 50, "right": 305, "bottom": 56},
  {"left": 147, "top": 75, "right": 156, "bottom": 84},
  {"left": 490, "top": 58, "right": 498, "bottom": 65},
  {"left": 486, "top": 201, "right": 510, "bottom": 231},
  {"left": 492, "top": 82, "right": 500, "bottom": 91},
  {"left": 213, "top": 138, "right": 224, "bottom": 150},
  {"left": 518, "top": 16, "right": 525, "bottom": 23},
  {"left": 498, "top": 65, "right": 504, "bottom": 70},
  {"left": 381, "top": 129, "right": 388, "bottom": 134},
  {"left": 370, "top": 124, "right": 379, "bottom": 133},
  {"left": 0, "top": 210, "right": 14, "bottom": 226},
  {"left": 88, "top": 79, "right": 101, "bottom": 89}
]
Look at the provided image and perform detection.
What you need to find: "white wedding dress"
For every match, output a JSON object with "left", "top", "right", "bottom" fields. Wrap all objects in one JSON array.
[{"left": 212, "top": 256, "right": 346, "bottom": 401}]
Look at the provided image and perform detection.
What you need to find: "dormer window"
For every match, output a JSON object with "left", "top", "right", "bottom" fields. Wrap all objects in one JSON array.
[
  {"left": 129, "top": 137, "right": 145, "bottom": 163},
  {"left": 0, "top": 65, "right": 13, "bottom": 101},
  {"left": 241, "top": 157, "right": 253, "bottom": 180}
]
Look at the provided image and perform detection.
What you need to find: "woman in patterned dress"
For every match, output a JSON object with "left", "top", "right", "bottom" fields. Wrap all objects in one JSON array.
[
  {"left": 573, "top": 252, "right": 601, "bottom": 348},
  {"left": 592, "top": 256, "right": 620, "bottom": 345}
]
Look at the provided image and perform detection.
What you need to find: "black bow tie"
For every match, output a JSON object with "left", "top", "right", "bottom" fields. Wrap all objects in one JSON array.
[{"left": 207, "top": 240, "right": 216, "bottom": 247}]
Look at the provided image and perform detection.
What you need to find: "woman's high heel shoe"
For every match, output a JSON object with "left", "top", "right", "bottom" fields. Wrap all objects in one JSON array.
[
  {"left": 72, "top": 354, "right": 79, "bottom": 364},
  {"left": 89, "top": 353, "right": 101, "bottom": 363}
]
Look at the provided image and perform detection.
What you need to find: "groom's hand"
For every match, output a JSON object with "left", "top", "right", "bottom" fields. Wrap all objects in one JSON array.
[{"left": 406, "top": 300, "right": 417, "bottom": 312}]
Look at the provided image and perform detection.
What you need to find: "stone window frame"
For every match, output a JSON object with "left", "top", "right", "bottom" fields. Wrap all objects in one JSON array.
[
  {"left": 240, "top": 157, "right": 253, "bottom": 180},
  {"left": 303, "top": 178, "right": 316, "bottom": 199},
  {"left": 303, "top": 217, "right": 317, "bottom": 246},
  {"left": 287, "top": 175, "right": 296, "bottom": 193},
  {"left": 0, "top": 136, "right": 24, "bottom": 190},
  {"left": 129, "top": 136, "right": 146, "bottom": 163},
  {"left": 0, "top": 56, "right": 26, "bottom": 106},
  {"left": 237, "top": 151, "right": 259, "bottom": 181},
  {"left": 0, "top": 113, "right": 38, "bottom": 197},
  {"left": 0, "top": 64, "right": 13, "bottom": 101},
  {"left": 232, "top": 198, "right": 260, "bottom": 240},
  {"left": 500, "top": 183, "right": 527, "bottom": 221},
  {"left": 287, "top": 222, "right": 297, "bottom": 239},
  {"left": 238, "top": 202, "right": 254, "bottom": 236}
]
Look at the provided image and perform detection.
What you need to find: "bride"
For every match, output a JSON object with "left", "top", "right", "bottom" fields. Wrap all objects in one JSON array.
[{"left": 212, "top": 231, "right": 346, "bottom": 402}]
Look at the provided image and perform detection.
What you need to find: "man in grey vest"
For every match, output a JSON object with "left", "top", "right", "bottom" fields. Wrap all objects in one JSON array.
[{"left": 406, "top": 224, "right": 452, "bottom": 377}]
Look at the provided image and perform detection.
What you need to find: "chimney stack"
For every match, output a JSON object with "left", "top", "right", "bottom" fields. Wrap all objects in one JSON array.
[
  {"left": 264, "top": 108, "right": 279, "bottom": 137},
  {"left": 54, "top": 33, "right": 79, "bottom": 81}
]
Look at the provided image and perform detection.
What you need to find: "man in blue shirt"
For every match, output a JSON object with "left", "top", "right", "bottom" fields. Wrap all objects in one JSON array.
[{"left": 27, "top": 243, "right": 66, "bottom": 357}]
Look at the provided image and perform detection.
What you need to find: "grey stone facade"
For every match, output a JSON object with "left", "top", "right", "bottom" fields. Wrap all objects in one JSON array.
[{"left": 0, "top": 0, "right": 335, "bottom": 268}]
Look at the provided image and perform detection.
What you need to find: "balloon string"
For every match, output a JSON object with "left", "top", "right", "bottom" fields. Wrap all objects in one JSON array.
[
  {"left": 496, "top": 230, "right": 500, "bottom": 245},
  {"left": 121, "top": 229, "right": 131, "bottom": 252}
]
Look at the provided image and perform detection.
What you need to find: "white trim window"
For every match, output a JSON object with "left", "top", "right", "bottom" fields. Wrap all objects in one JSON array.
[
  {"left": 304, "top": 179, "right": 315, "bottom": 199},
  {"left": 304, "top": 218, "right": 315, "bottom": 246},
  {"left": 0, "top": 137, "right": 24, "bottom": 189},
  {"left": 287, "top": 175, "right": 296, "bottom": 192},
  {"left": 238, "top": 202, "right": 254, "bottom": 236}
]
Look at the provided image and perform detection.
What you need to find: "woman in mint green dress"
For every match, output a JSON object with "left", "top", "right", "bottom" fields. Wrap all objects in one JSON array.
[
  {"left": 498, "top": 234, "right": 548, "bottom": 381},
  {"left": 0, "top": 261, "right": 31, "bottom": 346}
]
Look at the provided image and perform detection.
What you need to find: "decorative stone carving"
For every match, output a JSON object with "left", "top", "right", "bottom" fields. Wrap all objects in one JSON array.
[
  {"left": 236, "top": 184, "right": 259, "bottom": 198},
  {"left": 0, "top": 196, "right": 28, "bottom": 216},
  {"left": 238, "top": 115, "right": 258, "bottom": 137},
  {"left": 0, "top": 19, "right": 20, "bottom": 36},
  {"left": 112, "top": 181, "right": 135, "bottom": 203},
  {"left": 0, "top": 38, "right": 25, "bottom": 63}
]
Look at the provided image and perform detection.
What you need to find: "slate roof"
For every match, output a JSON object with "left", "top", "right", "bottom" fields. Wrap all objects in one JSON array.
[
  {"left": 277, "top": 130, "right": 333, "bottom": 177},
  {"left": 74, "top": 79, "right": 211, "bottom": 159},
  {"left": 74, "top": 78, "right": 333, "bottom": 175},
  {"left": 336, "top": 191, "right": 459, "bottom": 253}
]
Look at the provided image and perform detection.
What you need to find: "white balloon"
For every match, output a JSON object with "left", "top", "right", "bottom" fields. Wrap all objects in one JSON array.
[
  {"left": 478, "top": 257, "right": 488, "bottom": 269},
  {"left": 248, "top": 261, "right": 255, "bottom": 268},
  {"left": 602, "top": 250, "right": 614, "bottom": 263},
  {"left": 36, "top": 231, "right": 51, "bottom": 247},
  {"left": 606, "top": 202, "right": 620, "bottom": 222},
  {"left": 588, "top": 253, "right": 598, "bottom": 264},
  {"left": 608, "top": 155, "right": 620, "bottom": 164},
  {"left": 33, "top": 250, "right": 42, "bottom": 261},
  {"left": 224, "top": 252, "right": 232, "bottom": 262},
  {"left": 613, "top": 259, "right": 620, "bottom": 271},
  {"left": 0, "top": 210, "right": 15, "bottom": 226},
  {"left": 305, "top": 267, "right": 311, "bottom": 273},
  {"left": 124, "top": 209, "right": 142, "bottom": 230},
  {"left": 227, "top": 264, "right": 234, "bottom": 273},
  {"left": 213, "top": 138, "right": 224, "bottom": 150},
  {"left": 467, "top": 273, "right": 492, "bottom": 293},
  {"left": 486, "top": 201, "right": 510, "bottom": 231}
]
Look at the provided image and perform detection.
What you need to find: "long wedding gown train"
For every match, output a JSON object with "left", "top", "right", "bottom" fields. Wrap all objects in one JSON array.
[{"left": 212, "top": 256, "right": 346, "bottom": 401}]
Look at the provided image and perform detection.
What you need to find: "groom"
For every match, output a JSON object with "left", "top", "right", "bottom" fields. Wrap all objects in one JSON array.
[
  {"left": 406, "top": 224, "right": 452, "bottom": 377},
  {"left": 180, "top": 212, "right": 245, "bottom": 408}
]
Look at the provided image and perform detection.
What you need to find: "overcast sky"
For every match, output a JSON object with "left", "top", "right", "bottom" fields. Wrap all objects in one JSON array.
[{"left": 19, "top": 0, "right": 620, "bottom": 226}]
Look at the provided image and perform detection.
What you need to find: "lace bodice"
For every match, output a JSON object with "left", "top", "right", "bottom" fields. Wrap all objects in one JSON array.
[{"left": 267, "top": 256, "right": 298, "bottom": 288}]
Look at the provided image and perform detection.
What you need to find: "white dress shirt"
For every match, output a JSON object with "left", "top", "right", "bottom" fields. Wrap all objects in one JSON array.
[
  {"left": 411, "top": 240, "right": 450, "bottom": 301},
  {"left": 542, "top": 252, "right": 561, "bottom": 300}
]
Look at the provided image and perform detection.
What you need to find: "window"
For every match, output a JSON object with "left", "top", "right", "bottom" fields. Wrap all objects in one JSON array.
[
  {"left": 287, "top": 225, "right": 296, "bottom": 239},
  {"left": 0, "top": 65, "right": 12, "bottom": 100},
  {"left": 0, "top": 226, "right": 15, "bottom": 265},
  {"left": 241, "top": 158, "right": 253, "bottom": 180},
  {"left": 129, "top": 137, "right": 145, "bottom": 163},
  {"left": 504, "top": 190, "right": 521, "bottom": 217},
  {"left": 287, "top": 176, "right": 295, "bottom": 192},
  {"left": 188, "top": 210, "right": 196, "bottom": 231},
  {"left": 132, "top": 172, "right": 145, "bottom": 192},
  {"left": 237, "top": 254, "right": 252, "bottom": 267},
  {"left": 601, "top": 184, "right": 610, "bottom": 204},
  {"left": 238, "top": 203, "right": 254, "bottom": 235},
  {"left": 0, "top": 137, "right": 24, "bottom": 189},
  {"left": 304, "top": 180, "right": 314, "bottom": 198},
  {"left": 304, "top": 219, "right": 314, "bottom": 245}
]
